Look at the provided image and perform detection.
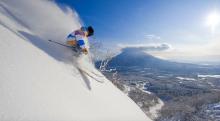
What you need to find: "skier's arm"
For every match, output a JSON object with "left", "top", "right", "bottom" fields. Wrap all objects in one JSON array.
[{"left": 75, "top": 33, "right": 88, "bottom": 54}]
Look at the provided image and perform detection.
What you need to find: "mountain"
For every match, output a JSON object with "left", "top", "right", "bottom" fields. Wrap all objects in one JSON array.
[
  {"left": 104, "top": 48, "right": 220, "bottom": 74},
  {"left": 0, "top": 0, "right": 151, "bottom": 121},
  {"left": 95, "top": 45, "right": 220, "bottom": 121}
]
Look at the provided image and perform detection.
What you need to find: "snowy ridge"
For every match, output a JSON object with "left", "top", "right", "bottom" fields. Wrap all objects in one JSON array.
[{"left": 0, "top": 0, "right": 151, "bottom": 121}]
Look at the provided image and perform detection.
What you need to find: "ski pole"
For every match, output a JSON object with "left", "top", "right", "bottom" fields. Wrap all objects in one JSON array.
[{"left": 48, "top": 40, "right": 72, "bottom": 48}]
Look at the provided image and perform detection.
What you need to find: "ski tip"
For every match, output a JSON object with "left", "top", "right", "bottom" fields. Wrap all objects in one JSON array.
[{"left": 77, "top": 67, "right": 105, "bottom": 83}]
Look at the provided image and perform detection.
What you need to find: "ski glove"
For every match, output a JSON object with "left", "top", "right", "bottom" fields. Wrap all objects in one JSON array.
[{"left": 82, "top": 48, "right": 88, "bottom": 55}]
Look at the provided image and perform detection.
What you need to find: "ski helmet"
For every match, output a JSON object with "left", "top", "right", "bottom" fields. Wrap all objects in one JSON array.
[{"left": 87, "top": 26, "right": 94, "bottom": 37}]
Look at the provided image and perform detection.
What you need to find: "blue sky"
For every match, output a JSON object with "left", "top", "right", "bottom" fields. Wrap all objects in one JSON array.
[{"left": 56, "top": 0, "right": 220, "bottom": 64}]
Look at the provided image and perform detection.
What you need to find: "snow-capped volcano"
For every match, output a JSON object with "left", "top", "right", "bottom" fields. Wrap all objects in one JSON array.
[{"left": 0, "top": 0, "right": 151, "bottom": 121}]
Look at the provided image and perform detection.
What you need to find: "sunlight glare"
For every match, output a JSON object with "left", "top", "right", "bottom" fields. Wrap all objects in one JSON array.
[{"left": 206, "top": 11, "right": 220, "bottom": 32}]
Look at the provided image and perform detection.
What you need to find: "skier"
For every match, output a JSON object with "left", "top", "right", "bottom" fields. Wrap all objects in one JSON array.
[{"left": 66, "top": 26, "right": 94, "bottom": 55}]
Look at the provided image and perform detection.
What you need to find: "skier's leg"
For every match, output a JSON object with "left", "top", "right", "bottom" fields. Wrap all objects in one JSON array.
[{"left": 72, "top": 45, "right": 82, "bottom": 57}]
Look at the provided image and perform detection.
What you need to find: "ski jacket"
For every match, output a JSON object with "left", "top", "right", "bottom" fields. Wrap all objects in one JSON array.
[{"left": 66, "top": 29, "right": 86, "bottom": 49}]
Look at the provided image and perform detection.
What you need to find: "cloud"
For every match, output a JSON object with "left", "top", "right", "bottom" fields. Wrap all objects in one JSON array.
[
  {"left": 119, "top": 43, "right": 172, "bottom": 52},
  {"left": 1, "top": 0, "right": 81, "bottom": 41},
  {"left": 144, "top": 34, "right": 161, "bottom": 41}
]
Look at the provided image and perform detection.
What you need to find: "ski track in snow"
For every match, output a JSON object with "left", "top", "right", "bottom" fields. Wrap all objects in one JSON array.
[{"left": 0, "top": 0, "right": 151, "bottom": 121}]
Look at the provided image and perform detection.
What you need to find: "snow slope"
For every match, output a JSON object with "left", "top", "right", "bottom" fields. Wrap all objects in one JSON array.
[{"left": 0, "top": 0, "right": 151, "bottom": 121}]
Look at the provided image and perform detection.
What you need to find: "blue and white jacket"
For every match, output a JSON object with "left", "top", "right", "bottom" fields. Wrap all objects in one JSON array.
[{"left": 66, "top": 29, "right": 86, "bottom": 49}]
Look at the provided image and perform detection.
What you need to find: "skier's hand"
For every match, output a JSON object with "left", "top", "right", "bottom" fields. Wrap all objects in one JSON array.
[{"left": 82, "top": 48, "right": 88, "bottom": 55}]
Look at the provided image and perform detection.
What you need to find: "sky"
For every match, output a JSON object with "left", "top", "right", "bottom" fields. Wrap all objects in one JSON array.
[{"left": 55, "top": 0, "right": 220, "bottom": 64}]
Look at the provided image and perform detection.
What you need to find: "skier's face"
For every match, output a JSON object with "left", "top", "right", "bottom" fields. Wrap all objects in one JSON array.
[{"left": 85, "top": 31, "right": 89, "bottom": 37}]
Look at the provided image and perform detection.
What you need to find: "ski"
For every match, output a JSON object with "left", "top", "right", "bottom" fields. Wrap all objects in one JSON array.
[
  {"left": 89, "top": 71, "right": 104, "bottom": 77},
  {"left": 48, "top": 39, "right": 103, "bottom": 82},
  {"left": 77, "top": 67, "right": 104, "bottom": 83}
]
